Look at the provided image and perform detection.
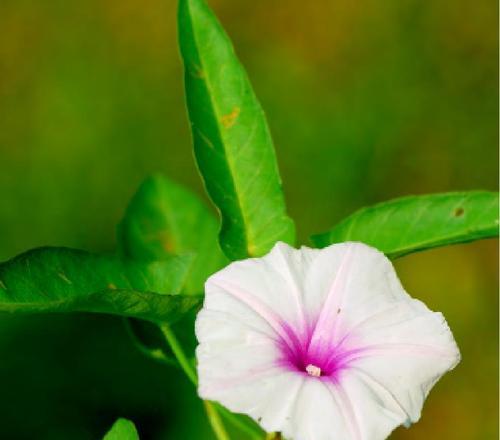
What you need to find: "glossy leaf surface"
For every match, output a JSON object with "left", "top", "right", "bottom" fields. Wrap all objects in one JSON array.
[
  {"left": 311, "top": 191, "right": 499, "bottom": 258},
  {"left": 0, "top": 247, "right": 200, "bottom": 322},
  {"left": 178, "top": 0, "right": 295, "bottom": 260}
]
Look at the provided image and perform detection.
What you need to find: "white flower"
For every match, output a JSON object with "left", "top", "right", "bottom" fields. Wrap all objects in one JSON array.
[{"left": 195, "top": 242, "right": 460, "bottom": 440}]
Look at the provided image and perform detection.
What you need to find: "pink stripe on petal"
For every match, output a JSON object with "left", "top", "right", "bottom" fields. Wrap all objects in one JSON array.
[
  {"left": 308, "top": 246, "right": 354, "bottom": 355},
  {"left": 211, "top": 279, "right": 302, "bottom": 354},
  {"left": 270, "top": 248, "right": 309, "bottom": 333},
  {"left": 203, "top": 364, "right": 284, "bottom": 395},
  {"left": 323, "top": 379, "right": 362, "bottom": 440}
]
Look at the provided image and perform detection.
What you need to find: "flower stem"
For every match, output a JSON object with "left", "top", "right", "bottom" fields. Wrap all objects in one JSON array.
[
  {"left": 122, "top": 318, "right": 179, "bottom": 368},
  {"left": 159, "top": 323, "right": 198, "bottom": 386},
  {"left": 215, "top": 404, "right": 263, "bottom": 439},
  {"left": 204, "top": 401, "right": 231, "bottom": 440},
  {"left": 159, "top": 323, "right": 232, "bottom": 440},
  {"left": 127, "top": 320, "right": 282, "bottom": 440}
]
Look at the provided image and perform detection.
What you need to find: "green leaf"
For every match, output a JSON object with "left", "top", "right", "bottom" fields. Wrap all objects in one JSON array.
[
  {"left": 103, "top": 418, "right": 139, "bottom": 440},
  {"left": 0, "top": 247, "right": 200, "bottom": 323},
  {"left": 178, "top": 0, "right": 295, "bottom": 260},
  {"left": 117, "top": 174, "right": 228, "bottom": 294},
  {"left": 311, "top": 191, "right": 499, "bottom": 258}
]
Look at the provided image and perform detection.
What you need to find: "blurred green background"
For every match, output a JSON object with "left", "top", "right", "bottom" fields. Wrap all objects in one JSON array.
[{"left": 0, "top": 0, "right": 498, "bottom": 438}]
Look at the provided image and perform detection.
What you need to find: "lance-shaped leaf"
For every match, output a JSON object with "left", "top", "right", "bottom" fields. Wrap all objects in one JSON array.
[
  {"left": 117, "top": 174, "right": 227, "bottom": 294},
  {"left": 311, "top": 191, "right": 499, "bottom": 258},
  {"left": 178, "top": 0, "right": 295, "bottom": 260},
  {"left": 103, "top": 418, "right": 139, "bottom": 440},
  {"left": 0, "top": 247, "right": 200, "bottom": 323}
]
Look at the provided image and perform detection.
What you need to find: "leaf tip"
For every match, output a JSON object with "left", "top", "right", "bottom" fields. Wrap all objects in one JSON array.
[{"left": 103, "top": 418, "right": 139, "bottom": 440}]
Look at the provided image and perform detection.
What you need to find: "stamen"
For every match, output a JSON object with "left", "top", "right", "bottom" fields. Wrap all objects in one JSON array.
[{"left": 305, "top": 364, "right": 321, "bottom": 377}]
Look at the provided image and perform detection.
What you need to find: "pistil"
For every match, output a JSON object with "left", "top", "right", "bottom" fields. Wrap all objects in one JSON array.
[{"left": 305, "top": 364, "right": 321, "bottom": 377}]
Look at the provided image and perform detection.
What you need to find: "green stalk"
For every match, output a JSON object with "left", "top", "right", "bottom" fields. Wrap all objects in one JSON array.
[
  {"left": 159, "top": 323, "right": 198, "bottom": 386},
  {"left": 158, "top": 323, "right": 264, "bottom": 439},
  {"left": 204, "top": 401, "right": 231, "bottom": 440},
  {"left": 159, "top": 323, "right": 232, "bottom": 440},
  {"left": 215, "top": 404, "right": 263, "bottom": 439},
  {"left": 122, "top": 318, "right": 179, "bottom": 367}
]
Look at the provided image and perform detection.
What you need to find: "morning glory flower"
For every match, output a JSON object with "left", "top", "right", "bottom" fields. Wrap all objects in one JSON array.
[{"left": 195, "top": 242, "right": 460, "bottom": 440}]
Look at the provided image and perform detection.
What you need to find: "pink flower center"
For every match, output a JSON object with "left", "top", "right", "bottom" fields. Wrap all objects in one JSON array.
[{"left": 277, "top": 322, "right": 359, "bottom": 380}]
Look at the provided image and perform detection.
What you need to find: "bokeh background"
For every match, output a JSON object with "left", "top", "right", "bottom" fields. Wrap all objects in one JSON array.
[{"left": 0, "top": 0, "right": 498, "bottom": 438}]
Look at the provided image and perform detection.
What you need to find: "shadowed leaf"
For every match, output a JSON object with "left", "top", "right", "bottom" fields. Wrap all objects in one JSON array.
[{"left": 118, "top": 174, "right": 227, "bottom": 294}]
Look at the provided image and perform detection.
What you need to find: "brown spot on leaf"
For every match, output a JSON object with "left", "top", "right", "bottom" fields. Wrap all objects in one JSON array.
[
  {"left": 107, "top": 283, "right": 117, "bottom": 290},
  {"left": 161, "top": 234, "right": 175, "bottom": 253},
  {"left": 220, "top": 106, "right": 240, "bottom": 128},
  {"left": 454, "top": 207, "right": 464, "bottom": 217}
]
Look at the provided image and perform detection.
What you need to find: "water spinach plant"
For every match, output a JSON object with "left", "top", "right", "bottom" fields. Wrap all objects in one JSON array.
[{"left": 0, "top": 0, "right": 498, "bottom": 438}]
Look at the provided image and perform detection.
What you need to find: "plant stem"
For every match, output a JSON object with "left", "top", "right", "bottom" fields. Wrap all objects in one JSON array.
[
  {"left": 215, "top": 404, "right": 263, "bottom": 439},
  {"left": 204, "top": 401, "right": 231, "bottom": 440},
  {"left": 159, "top": 323, "right": 233, "bottom": 439},
  {"left": 159, "top": 323, "right": 197, "bottom": 386},
  {"left": 122, "top": 318, "right": 179, "bottom": 367},
  {"left": 158, "top": 323, "right": 266, "bottom": 439}
]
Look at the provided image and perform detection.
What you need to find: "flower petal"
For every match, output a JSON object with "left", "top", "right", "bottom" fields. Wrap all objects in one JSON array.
[
  {"left": 346, "top": 307, "right": 460, "bottom": 423},
  {"left": 285, "top": 378, "right": 354, "bottom": 440},
  {"left": 201, "top": 365, "right": 304, "bottom": 432},
  {"left": 303, "top": 242, "right": 408, "bottom": 345},
  {"left": 196, "top": 308, "right": 281, "bottom": 396},
  {"left": 333, "top": 372, "right": 411, "bottom": 439},
  {"left": 302, "top": 242, "right": 460, "bottom": 424},
  {"left": 204, "top": 242, "right": 314, "bottom": 336}
]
